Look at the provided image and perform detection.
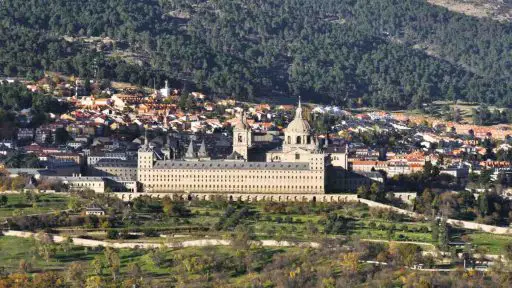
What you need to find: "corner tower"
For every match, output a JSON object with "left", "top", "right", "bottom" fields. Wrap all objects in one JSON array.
[{"left": 137, "top": 131, "right": 154, "bottom": 169}]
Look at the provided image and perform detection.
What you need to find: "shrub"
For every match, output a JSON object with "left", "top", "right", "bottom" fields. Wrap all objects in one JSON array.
[
  {"left": 106, "top": 230, "right": 119, "bottom": 239},
  {"left": 143, "top": 228, "right": 159, "bottom": 237}
]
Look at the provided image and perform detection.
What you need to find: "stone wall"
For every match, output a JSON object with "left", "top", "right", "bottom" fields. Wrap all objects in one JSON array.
[
  {"left": 112, "top": 192, "right": 358, "bottom": 203},
  {"left": 359, "top": 198, "right": 512, "bottom": 235},
  {"left": 392, "top": 192, "right": 418, "bottom": 204}
]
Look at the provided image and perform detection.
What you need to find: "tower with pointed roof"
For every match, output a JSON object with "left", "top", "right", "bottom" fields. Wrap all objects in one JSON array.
[
  {"left": 184, "top": 138, "right": 196, "bottom": 160},
  {"left": 197, "top": 139, "right": 210, "bottom": 160},
  {"left": 138, "top": 129, "right": 154, "bottom": 169},
  {"left": 232, "top": 111, "right": 252, "bottom": 160},
  {"left": 283, "top": 97, "right": 316, "bottom": 152}
]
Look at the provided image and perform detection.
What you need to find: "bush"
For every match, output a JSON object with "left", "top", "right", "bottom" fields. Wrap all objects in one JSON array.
[
  {"left": 106, "top": 230, "right": 119, "bottom": 239},
  {"left": 143, "top": 228, "right": 159, "bottom": 237}
]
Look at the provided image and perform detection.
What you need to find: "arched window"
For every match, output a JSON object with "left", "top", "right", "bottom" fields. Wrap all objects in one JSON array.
[
  {"left": 307, "top": 136, "right": 311, "bottom": 144},
  {"left": 238, "top": 134, "right": 243, "bottom": 143},
  {"left": 287, "top": 136, "right": 291, "bottom": 144},
  {"left": 296, "top": 136, "right": 301, "bottom": 144}
]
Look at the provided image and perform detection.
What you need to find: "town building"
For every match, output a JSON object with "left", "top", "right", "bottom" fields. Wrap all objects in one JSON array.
[{"left": 85, "top": 206, "right": 105, "bottom": 216}]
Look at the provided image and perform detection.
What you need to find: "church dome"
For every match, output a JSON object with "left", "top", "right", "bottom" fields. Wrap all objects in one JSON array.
[{"left": 285, "top": 99, "right": 311, "bottom": 133}]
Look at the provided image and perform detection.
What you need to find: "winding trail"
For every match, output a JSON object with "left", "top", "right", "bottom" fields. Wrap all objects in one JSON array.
[{"left": 2, "top": 230, "right": 320, "bottom": 249}]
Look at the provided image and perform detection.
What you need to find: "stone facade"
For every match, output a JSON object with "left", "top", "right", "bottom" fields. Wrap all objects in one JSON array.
[
  {"left": 58, "top": 176, "right": 106, "bottom": 193},
  {"left": 90, "top": 159, "right": 137, "bottom": 180}
]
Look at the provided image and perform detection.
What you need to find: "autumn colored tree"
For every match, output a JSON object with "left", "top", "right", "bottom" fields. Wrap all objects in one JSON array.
[
  {"left": 104, "top": 247, "right": 121, "bottom": 281},
  {"left": 340, "top": 252, "right": 360, "bottom": 273}
]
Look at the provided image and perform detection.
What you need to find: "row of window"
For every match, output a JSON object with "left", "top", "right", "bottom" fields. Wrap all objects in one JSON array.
[
  {"left": 141, "top": 169, "right": 322, "bottom": 174},
  {"left": 140, "top": 174, "right": 322, "bottom": 181},
  {"left": 70, "top": 182, "right": 103, "bottom": 187},
  {"left": 147, "top": 184, "right": 322, "bottom": 190}
]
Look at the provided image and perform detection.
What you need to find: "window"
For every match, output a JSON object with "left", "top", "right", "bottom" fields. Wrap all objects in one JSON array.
[
  {"left": 238, "top": 134, "right": 243, "bottom": 143},
  {"left": 296, "top": 136, "right": 301, "bottom": 144},
  {"left": 295, "top": 154, "right": 300, "bottom": 160}
]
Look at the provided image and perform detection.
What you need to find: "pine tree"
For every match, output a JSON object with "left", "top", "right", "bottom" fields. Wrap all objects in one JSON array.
[
  {"left": 438, "top": 218, "right": 449, "bottom": 251},
  {"left": 430, "top": 218, "right": 439, "bottom": 243}
]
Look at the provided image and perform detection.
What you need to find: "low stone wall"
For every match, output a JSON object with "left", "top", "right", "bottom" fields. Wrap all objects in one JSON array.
[
  {"left": 392, "top": 192, "right": 417, "bottom": 204},
  {"left": 359, "top": 199, "right": 512, "bottom": 235},
  {"left": 446, "top": 219, "right": 512, "bottom": 235},
  {"left": 358, "top": 198, "right": 421, "bottom": 218}
]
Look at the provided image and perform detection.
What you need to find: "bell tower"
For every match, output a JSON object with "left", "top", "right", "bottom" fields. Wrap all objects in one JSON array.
[{"left": 232, "top": 111, "right": 252, "bottom": 160}]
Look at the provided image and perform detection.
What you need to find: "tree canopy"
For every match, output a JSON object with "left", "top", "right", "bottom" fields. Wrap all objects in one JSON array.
[{"left": 1, "top": 0, "right": 512, "bottom": 108}]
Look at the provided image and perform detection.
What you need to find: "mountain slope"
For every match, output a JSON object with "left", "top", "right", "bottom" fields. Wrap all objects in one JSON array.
[
  {"left": 0, "top": 0, "right": 512, "bottom": 109},
  {"left": 427, "top": 0, "right": 512, "bottom": 21}
]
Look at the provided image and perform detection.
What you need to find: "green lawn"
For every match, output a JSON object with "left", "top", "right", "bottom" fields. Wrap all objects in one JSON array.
[
  {"left": 0, "top": 193, "right": 69, "bottom": 218},
  {"left": 0, "top": 234, "right": 293, "bottom": 286},
  {"left": 0, "top": 236, "right": 98, "bottom": 273},
  {"left": 465, "top": 232, "right": 512, "bottom": 254}
]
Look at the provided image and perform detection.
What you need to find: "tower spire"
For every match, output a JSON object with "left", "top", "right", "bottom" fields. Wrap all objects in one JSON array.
[
  {"left": 294, "top": 96, "right": 303, "bottom": 120},
  {"left": 198, "top": 138, "right": 208, "bottom": 158},
  {"left": 185, "top": 138, "right": 195, "bottom": 159},
  {"left": 144, "top": 128, "right": 149, "bottom": 147}
]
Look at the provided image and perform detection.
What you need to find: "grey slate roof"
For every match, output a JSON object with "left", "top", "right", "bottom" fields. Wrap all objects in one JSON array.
[
  {"left": 153, "top": 160, "right": 309, "bottom": 170},
  {"left": 94, "top": 159, "right": 137, "bottom": 167}
]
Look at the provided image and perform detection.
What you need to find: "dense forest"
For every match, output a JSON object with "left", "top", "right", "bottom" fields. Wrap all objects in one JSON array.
[{"left": 1, "top": 0, "right": 512, "bottom": 108}]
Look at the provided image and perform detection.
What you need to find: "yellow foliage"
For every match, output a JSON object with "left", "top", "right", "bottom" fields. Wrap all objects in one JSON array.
[{"left": 340, "top": 252, "right": 360, "bottom": 273}]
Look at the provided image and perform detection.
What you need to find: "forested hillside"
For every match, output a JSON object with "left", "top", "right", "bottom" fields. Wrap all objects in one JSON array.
[{"left": 1, "top": 0, "right": 512, "bottom": 109}]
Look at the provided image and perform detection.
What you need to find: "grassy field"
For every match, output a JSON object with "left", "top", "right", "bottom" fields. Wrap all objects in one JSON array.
[
  {"left": 0, "top": 193, "right": 69, "bottom": 218},
  {"left": 0, "top": 235, "right": 296, "bottom": 286},
  {"left": 42, "top": 200, "right": 512, "bottom": 254},
  {"left": 0, "top": 236, "right": 97, "bottom": 273},
  {"left": 465, "top": 232, "right": 512, "bottom": 254},
  {"left": 2, "top": 196, "right": 511, "bottom": 256}
]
